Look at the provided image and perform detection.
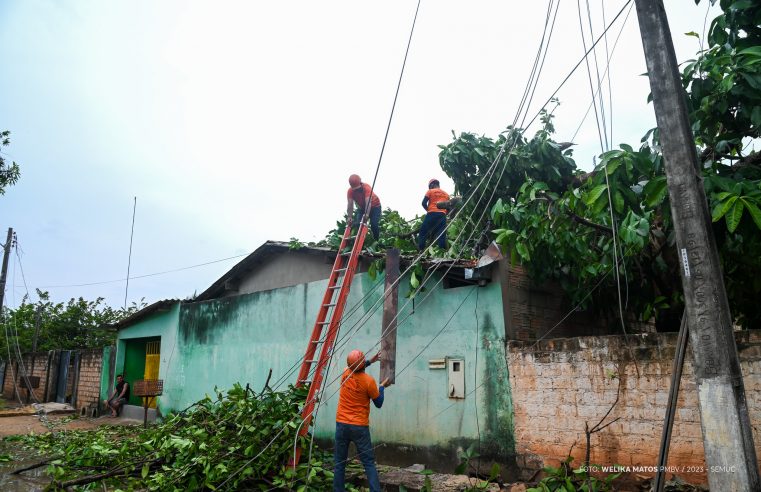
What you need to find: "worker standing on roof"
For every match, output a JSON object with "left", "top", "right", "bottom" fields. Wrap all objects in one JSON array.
[
  {"left": 333, "top": 349, "right": 390, "bottom": 492},
  {"left": 346, "top": 174, "right": 382, "bottom": 241},
  {"left": 418, "top": 178, "right": 450, "bottom": 250}
]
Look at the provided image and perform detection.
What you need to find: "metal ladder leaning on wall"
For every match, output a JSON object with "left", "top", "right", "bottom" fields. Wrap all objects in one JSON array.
[{"left": 290, "top": 217, "right": 369, "bottom": 466}]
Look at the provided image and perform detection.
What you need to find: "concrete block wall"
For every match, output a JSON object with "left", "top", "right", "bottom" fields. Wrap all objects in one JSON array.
[
  {"left": 75, "top": 349, "right": 104, "bottom": 411},
  {"left": 508, "top": 330, "right": 761, "bottom": 485}
]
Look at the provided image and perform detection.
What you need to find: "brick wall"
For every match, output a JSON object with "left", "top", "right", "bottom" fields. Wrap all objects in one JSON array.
[
  {"left": 2, "top": 352, "right": 52, "bottom": 402},
  {"left": 1, "top": 349, "right": 106, "bottom": 409},
  {"left": 501, "top": 263, "right": 652, "bottom": 341},
  {"left": 75, "top": 349, "right": 104, "bottom": 411},
  {"left": 508, "top": 330, "right": 761, "bottom": 485}
]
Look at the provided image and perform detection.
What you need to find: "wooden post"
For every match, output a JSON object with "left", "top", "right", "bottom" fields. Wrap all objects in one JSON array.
[
  {"left": 634, "top": 1, "right": 760, "bottom": 489},
  {"left": 0, "top": 228, "right": 12, "bottom": 315},
  {"left": 380, "top": 248, "right": 400, "bottom": 384}
]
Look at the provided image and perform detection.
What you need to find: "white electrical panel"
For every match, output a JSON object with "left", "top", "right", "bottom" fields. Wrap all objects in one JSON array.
[{"left": 447, "top": 358, "right": 465, "bottom": 399}]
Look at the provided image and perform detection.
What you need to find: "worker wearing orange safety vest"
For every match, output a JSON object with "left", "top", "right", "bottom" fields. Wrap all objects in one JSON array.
[
  {"left": 418, "top": 178, "right": 450, "bottom": 250},
  {"left": 333, "top": 349, "right": 390, "bottom": 492},
  {"left": 346, "top": 174, "right": 382, "bottom": 241}
]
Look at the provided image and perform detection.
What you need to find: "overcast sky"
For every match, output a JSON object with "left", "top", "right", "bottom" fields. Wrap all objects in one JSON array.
[{"left": 1, "top": 0, "right": 716, "bottom": 309}]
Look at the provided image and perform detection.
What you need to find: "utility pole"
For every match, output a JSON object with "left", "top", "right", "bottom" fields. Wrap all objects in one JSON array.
[
  {"left": 634, "top": 1, "right": 760, "bottom": 490},
  {"left": 31, "top": 305, "right": 42, "bottom": 354},
  {"left": 0, "top": 228, "right": 12, "bottom": 315},
  {"left": 0, "top": 228, "right": 21, "bottom": 403}
]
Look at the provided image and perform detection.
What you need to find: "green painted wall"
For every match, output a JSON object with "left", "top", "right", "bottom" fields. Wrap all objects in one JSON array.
[
  {"left": 113, "top": 303, "right": 180, "bottom": 415},
  {"left": 173, "top": 270, "right": 514, "bottom": 458}
]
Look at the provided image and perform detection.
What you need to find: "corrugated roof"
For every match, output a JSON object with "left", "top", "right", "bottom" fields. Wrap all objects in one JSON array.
[{"left": 194, "top": 240, "right": 480, "bottom": 302}]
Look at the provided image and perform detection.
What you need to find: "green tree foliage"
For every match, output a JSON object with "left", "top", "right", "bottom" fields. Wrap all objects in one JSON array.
[
  {"left": 0, "top": 130, "right": 21, "bottom": 195},
  {"left": 8, "top": 383, "right": 355, "bottom": 491},
  {"left": 436, "top": 1, "right": 761, "bottom": 330},
  {"left": 0, "top": 290, "right": 144, "bottom": 358}
]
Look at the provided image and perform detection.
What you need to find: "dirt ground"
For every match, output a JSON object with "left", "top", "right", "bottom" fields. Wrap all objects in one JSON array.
[{"left": 0, "top": 413, "right": 138, "bottom": 437}]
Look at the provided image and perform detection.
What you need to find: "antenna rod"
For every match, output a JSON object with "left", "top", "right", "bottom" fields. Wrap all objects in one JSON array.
[{"left": 124, "top": 197, "right": 137, "bottom": 309}]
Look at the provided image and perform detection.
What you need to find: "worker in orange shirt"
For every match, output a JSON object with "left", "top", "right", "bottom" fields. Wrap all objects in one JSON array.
[
  {"left": 418, "top": 178, "right": 450, "bottom": 250},
  {"left": 333, "top": 349, "right": 390, "bottom": 492},
  {"left": 346, "top": 174, "right": 382, "bottom": 241}
]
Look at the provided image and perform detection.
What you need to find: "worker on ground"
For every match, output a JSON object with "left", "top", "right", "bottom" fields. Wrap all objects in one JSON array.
[
  {"left": 346, "top": 174, "right": 381, "bottom": 241},
  {"left": 333, "top": 349, "right": 391, "bottom": 492},
  {"left": 418, "top": 178, "right": 450, "bottom": 250}
]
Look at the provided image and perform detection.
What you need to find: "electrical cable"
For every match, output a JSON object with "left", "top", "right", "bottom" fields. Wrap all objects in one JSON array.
[
  {"left": 585, "top": 0, "right": 609, "bottom": 150},
  {"left": 601, "top": 0, "right": 614, "bottom": 148},
  {"left": 301, "top": 0, "right": 629, "bottom": 428},
  {"left": 25, "top": 253, "right": 249, "bottom": 289},
  {"left": 221, "top": 2, "right": 635, "bottom": 485},
  {"left": 271, "top": 245, "right": 635, "bottom": 492},
  {"left": 577, "top": 0, "right": 606, "bottom": 152},
  {"left": 12, "top": 239, "right": 41, "bottom": 404},
  {"left": 569, "top": 0, "right": 634, "bottom": 157},
  {"left": 277, "top": 0, "right": 582, "bottom": 476}
]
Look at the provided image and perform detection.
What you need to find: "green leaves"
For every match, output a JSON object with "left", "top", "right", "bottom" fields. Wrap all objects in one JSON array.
[
  {"left": 711, "top": 184, "right": 761, "bottom": 233},
  {"left": 14, "top": 382, "right": 335, "bottom": 490},
  {"left": 642, "top": 176, "right": 668, "bottom": 207},
  {"left": 583, "top": 184, "right": 608, "bottom": 208},
  {"left": 619, "top": 211, "right": 651, "bottom": 249}
]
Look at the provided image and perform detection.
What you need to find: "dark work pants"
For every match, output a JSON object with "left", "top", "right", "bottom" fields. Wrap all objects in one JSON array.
[
  {"left": 333, "top": 422, "right": 381, "bottom": 492},
  {"left": 354, "top": 205, "right": 381, "bottom": 241},
  {"left": 418, "top": 212, "right": 447, "bottom": 250}
]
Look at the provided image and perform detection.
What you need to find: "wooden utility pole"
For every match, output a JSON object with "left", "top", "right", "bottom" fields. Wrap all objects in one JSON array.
[
  {"left": 380, "top": 248, "right": 400, "bottom": 384},
  {"left": 0, "top": 228, "right": 12, "bottom": 314},
  {"left": 634, "top": 1, "right": 760, "bottom": 490}
]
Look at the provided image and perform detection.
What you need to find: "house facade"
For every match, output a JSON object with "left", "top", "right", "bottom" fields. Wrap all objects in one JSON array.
[
  {"left": 110, "top": 241, "right": 761, "bottom": 484},
  {"left": 112, "top": 241, "right": 516, "bottom": 469}
]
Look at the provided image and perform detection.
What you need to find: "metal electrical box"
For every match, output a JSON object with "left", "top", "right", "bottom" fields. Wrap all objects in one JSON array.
[{"left": 447, "top": 358, "right": 465, "bottom": 399}]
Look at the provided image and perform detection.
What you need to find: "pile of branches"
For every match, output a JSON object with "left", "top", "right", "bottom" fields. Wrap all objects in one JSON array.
[{"left": 7, "top": 383, "right": 347, "bottom": 491}]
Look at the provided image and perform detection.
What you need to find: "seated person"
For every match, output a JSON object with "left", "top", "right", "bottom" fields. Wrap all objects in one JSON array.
[{"left": 103, "top": 374, "right": 130, "bottom": 417}]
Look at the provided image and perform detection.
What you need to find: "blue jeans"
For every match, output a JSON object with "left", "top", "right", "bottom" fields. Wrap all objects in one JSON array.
[
  {"left": 418, "top": 212, "right": 447, "bottom": 250},
  {"left": 333, "top": 422, "right": 381, "bottom": 492},
  {"left": 354, "top": 206, "right": 381, "bottom": 241}
]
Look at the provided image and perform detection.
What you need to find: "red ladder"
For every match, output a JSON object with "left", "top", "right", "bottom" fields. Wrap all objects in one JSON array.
[{"left": 290, "top": 218, "right": 369, "bottom": 465}]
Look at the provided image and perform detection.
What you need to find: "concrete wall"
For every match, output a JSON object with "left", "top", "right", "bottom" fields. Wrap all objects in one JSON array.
[
  {"left": 114, "top": 303, "right": 180, "bottom": 416},
  {"left": 231, "top": 251, "right": 335, "bottom": 297},
  {"left": 171, "top": 266, "right": 514, "bottom": 467},
  {"left": 507, "top": 330, "right": 761, "bottom": 485}
]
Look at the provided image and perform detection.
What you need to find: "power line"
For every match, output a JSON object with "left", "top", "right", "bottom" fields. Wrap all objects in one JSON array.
[
  {"left": 222, "top": 2, "right": 636, "bottom": 484},
  {"left": 569, "top": 1, "right": 634, "bottom": 143},
  {"left": 20, "top": 253, "right": 249, "bottom": 289},
  {"left": 124, "top": 197, "right": 137, "bottom": 309}
]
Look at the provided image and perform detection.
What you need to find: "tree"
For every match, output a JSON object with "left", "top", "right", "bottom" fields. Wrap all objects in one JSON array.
[
  {"left": 0, "top": 130, "right": 21, "bottom": 195},
  {"left": 0, "top": 290, "right": 144, "bottom": 359},
  {"left": 437, "top": 0, "right": 761, "bottom": 330}
]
